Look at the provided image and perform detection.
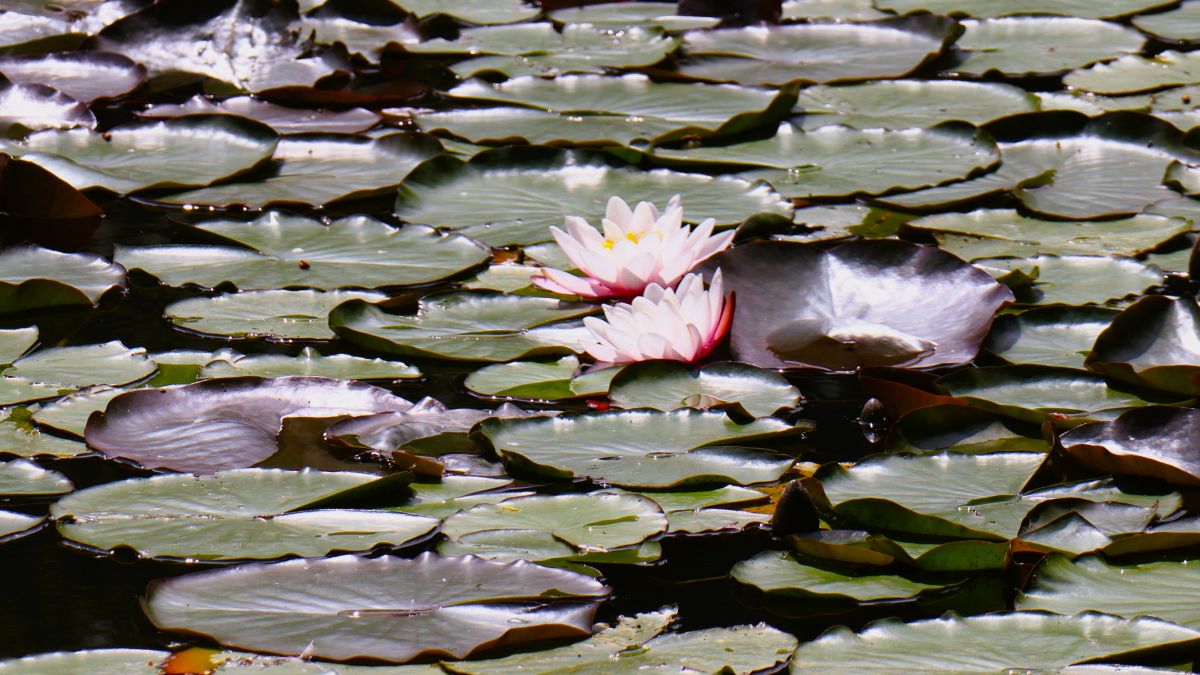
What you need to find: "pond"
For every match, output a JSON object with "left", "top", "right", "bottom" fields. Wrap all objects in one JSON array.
[{"left": 3, "top": 0, "right": 1200, "bottom": 672}]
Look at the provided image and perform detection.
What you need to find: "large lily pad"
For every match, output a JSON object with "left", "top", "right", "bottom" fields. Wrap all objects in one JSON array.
[
  {"left": 143, "top": 553, "right": 609, "bottom": 662},
  {"left": 1066, "top": 51, "right": 1200, "bottom": 95},
  {"left": 791, "top": 612, "right": 1200, "bottom": 671},
  {"left": 732, "top": 550, "right": 952, "bottom": 609},
  {"left": 1132, "top": 3, "right": 1200, "bottom": 42},
  {"left": 83, "top": 376, "right": 414, "bottom": 473},
  {"left": 677, "top": 16, "right": 958, "bottom": 86},
  {"left": 978, "top": 256, "right": 1163, "bottom": 306},
  {"left": 51, "top": 469, "right": 435, "bottom": 560},
  {"left": 1058, "top": 407, "right": 1200, "bottom": 487},
  {"left": 160, "top": 133, "right": 442, "bottom": 208},
  {"left": 654, "top": 123, "right": 999, "bottom": 200},
  {"left": 480, "top": 409, "right": 801, "bottom": 488},
  {"left": 548, "top": 3, "right": 720, "bottom": 30},
  {"left": 0, "top": 459, "right": 71, "bottom": 496},
  {"left": 711, "top": 240, "right": 1013, "bottom": 370},
  {"left": 2, "top": 116, "right": 278, "bottom": 194},
  {"left": 0, "top": 413, "right": 87, "bottom": 458},
  {"left": 167, "top": 289, "right": 386, "bottom": 341},
  {"left": 438, "top": 493, "right": 667, "bottom": 563},
  {"left": 1018, "top": 555, "right": 1200, "bottom": 629},
  {"left": 330, "top": 293, "right": 594, "bottom": 362},
  {"left": 93, "top": 0, "right": 345, "bottom": 94},
  {"left": 938, "top": 366, "right": 1159, "bottom": 424},
  {"left": 0, "top": 51, "right": 144, "bottom": 102},
  {"left": 0, "top": 327, "right": 36, "bottom": 365},
  {"left": 4, "top": 341, "right": 155, "bottom": 389},
  {"left": 0, "top": 649, "right": 167, "bottom": 674},
  {"left": 116, "top": 214, "right": 488, "bottom": 291},
  {"left": 873, "top": 0, "right": 1175, "bottom": 19},
  {"left": 444, "top": 608, "right": 797, "bottom": 674},
  {"left": 391, "top": 476, "right": 530, "bottom": 520},
  {"left": 389, "top": 0, "right": 539, "bottom": 24},
  {"left": 0, "top": 78, "right": 94, "bottom": 135},
  {"left": 393, "top": 150, "right": 792, "bottom": 247},
  {"left": 948, "top": 18, "right": 1144, "bottom": 77},
  {"left": 138, "top": 95, "right": 380, "bottom": 135},
  {"left": 1086, "top": 295, "right": 1200, "bottom": 395},
  {"left": 463, "top": 356, "right": 616, "bottom": 401},
  {"left": 793, "top": 80, "right": 1037, "bottom": 130},
  {"left": 984, "top": 306, "right": 1118, "bottom": 369},
  {"left": 201, "top": 348, "right": 419, "bottom": 381},
  {"left": 0, "top": 245, "right": 125, "bottom": 313},
  {"left": 608, "top": 360, "right": 801, "bottom": 418},
  {"left": 886, "top": 405, "right": 1049, "bottom": 455}
]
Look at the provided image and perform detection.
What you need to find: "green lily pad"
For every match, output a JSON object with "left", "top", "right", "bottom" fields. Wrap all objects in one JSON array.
[
  {"left": 0, "top": 649, "right": 166, "bottom": 674},
  {"left": 1019, "top": 555, "right": 1200, "bottom": 630},
  {"left": 0, "top": 413, "right": 88, "bottom": 457},
  {"left": 978, "top": 256, "right": 1163, "bottom": 306},
  {"left": 1132, "top": 3, "right": 1200, "bottom": 42},
  {"left": 391, "top": 476, "right": 530, "bottom": 520},
  {"left": 167, "top": 290, "right": 386, "bottom": 341},
  {"left": 791, "top": 612, "right": 1200, "bottom": 671},
  {"left": 160, "top": 133, "right": 443, "bottom": 208},
  {"left": 654, "top": 123, "right": 999, "bottom": 200},
  {"left": 438, "top": 493, "right": 667, "bottom": 562},
  {"left": 666, "top": 508, "right": 770, "bottom": 534},
  {"left": 677, "top": 15, "right": 957, "bottom": 86},
  {"left": 948, "top": 18, "right": 1144, "bottom": 77},
  {"left": 905, "top": 210, "right": 1190, "bottom": 259},
  {"left": 443, "top": 608, "right": 797, "bottom": 675},
  {"left": 0, "top": 327, "right": 36, "bottom": 364},
  {"left": 783, "top": 0, "right": 891, "bottom": 20},
  {"left": 608, "top": 360, "right": 801, "bottom": 418},
  {"left": 0, "top": 78, "right": 94, "bottom": 135},
  {"left": 330, "top": 293, "right": 594, "bottom": 362},
  {"left": 0, "top": 458, "right": 71, "bottom": 496},
  {"left": 408, "top": 23, "right": 680, "bottom": 78},
  {"left": 201, "top": 348, "right": 419, "bottom": 381},
  {"left": 463, "top": 356, "right": 616, "bottom": 400},
  {"left": 886, "top": 405, "right": 1050, "bottom": 455},
  {"left": 140, "top": 95, "right": 381, "bottom": 135},
  {"left": 873, "top": 0, "right": 1175, "bottom": 19},
  {"left": 393, "top": 149, "right": 791, "bottom": 246},
  {"left": 117, "top": 214, "right": 487, "bottom": 292},
  {"left": 1066, "top": 50, "right": 1200, "bottom": 95},
  {"left": 1087, "top": 295, "right": 1200, "bottom": 395},
  {"left": 789, "top": 530, "right": 1009, "bottom": 572},
  {"left": 793, "top": 80, "right": 1037, "bottom": 130},
  {"left": 29, "top": 386, "right": 126, "bottom": 438},
  {"left": 416, "top": 107, "right": 695, "bottom": 147},
  {"left": 0, "top": 51, "right": 145, "bottom": 103},
  {"left": 480, "top": 409, "right": 802, "bottom": 488},
  {"left": 0, "top": 379, "right": 70, "bottom": 406},
  {"left": 4, "top": 341, "right": 155, "bottom": 389},
  {"left": 443, "top": 74, "right": 790, "bottom": 144},
  {"left": 938, "top": 366, "right": 1159, "bottom": 424},
  {"left": 0, "top": 14, "right": 84, "bottom": 55},
  {"left": 732, "top": 550, "right": 953, "bottom": 609},
  {"left": 51, "top": 469, "right": 435, "bottom": 561},
  {"left": 301, "top": 16, "right": 419, "bottom": 60},
  {"left": 0, "top": 509, "right": 42, "bottom": 542},
  {"left": 984, "top": 306, "right": 1119, "bottom": 369},
  {"left": 144, "top": 553, "right": 609, "bottom": 662},
  {"left": 388, "top": 0, "right": 538, "bottom": 24},
  {"left": 548, "top": 3, "right": 720, "bottom": 30},
  {"left": 0, "top": 245, "right": 125, "bottom": 313},
  {"left": 2, "top": 116, "right": 278, "bottom": 194}
]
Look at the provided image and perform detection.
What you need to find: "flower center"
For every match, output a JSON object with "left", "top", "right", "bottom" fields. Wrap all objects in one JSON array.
[{"left": 602, "top": 232, "right": 640, "bottom": 250}]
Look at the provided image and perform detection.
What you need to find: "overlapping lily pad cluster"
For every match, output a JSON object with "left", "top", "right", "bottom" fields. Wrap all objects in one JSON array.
[{"left": 6, "top": 0, "right": 1200, "bottom": 672}]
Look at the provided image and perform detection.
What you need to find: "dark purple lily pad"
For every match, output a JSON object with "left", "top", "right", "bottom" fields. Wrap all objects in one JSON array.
[
  {"left": 1058, "top": 406, "right": 1200, "bottom": 487},
  {"left": 0, "top": 154, "right": 101, "bottom": 250},
  {"left": 84, "top": 376, "right": 416, "bottom": 473},
  {"left": 1086, "top": 295, "right": 1200, "bottom": 396},
  {"left": 709, "top": 240, "right": 1014, "bottom": 370}
]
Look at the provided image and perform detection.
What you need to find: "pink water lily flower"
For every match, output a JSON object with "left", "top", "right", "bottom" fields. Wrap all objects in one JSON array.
[
  {"left": 532, "top": 195, "right": 734, "bottom": 299},
  {"left": 581, "top": 270, "right": 733, "bottom": 365}
]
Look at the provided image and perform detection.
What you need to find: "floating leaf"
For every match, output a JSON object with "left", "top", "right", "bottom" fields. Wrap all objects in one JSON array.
[
  {"left": 984, "top": 306, "right": 1118, "bottom": 369},
  {"left": 677, "top": 16, "right": 957, "bottom": 86},
  {"left": 1058, "top": 407, "right": 1200, "bottom": 487},
  {"left": 1086, "top": 295, "right": 1200, "bottom": 395},
  {"left": 948, "top": 18, "right": 1144, "bottom": 77},
  {"left": 1132, "top": 3, "right": 1200, "bottom": 42},
  {"left": 655, "top": 123, "right": 999, "bottom": 200},
  {"left": 608, "top": 360, "right": 801, "bottom": 418},
  {"left": 712, "top": 240, "right": 1013, "bottom": 370},
  {"left": 117, "top": 214, "right": 488, "bottom": 291},
  {"left": 0, "top": 245, "right": 124, "bottom": 313},
  {"left": 791, "top": 612, "right": 1200, "bottom": 671},
  {"left": 463, "top": 356, "right": 616, "bottom": 401},
  {"left": 329, "top": 293, "right": 594, "bottom": 362},
  {"left": 0, "top": 649, "right": 166, "bottom": 674},
  {"left": 0, "top": 459, "right": 71, "bottom": 495},
  {"left": 0, "top": 77, "right": 93, "bottom": 135},
  {"left": 201, "top": 348, "right": 419, "bottom": 381},
  {"left": 51, "top": 469, "right": 435, "bottom": 560},
  {"left": 139, "top": 95, "right": 380, "bottom": 135},
  {"left": 160, "top": 134, "right": 442, "bottom": 209},
  {"left": 4, "top": 341, "right": 155, "bottom": 389},
  {"left": 143, "top": 553, "right": 609, "bottom": 662},
  {"left": 480, "top": 409, "right": 801, "bottom": 488},
  {"left": 1066, "top": 50, "right": 1200, "bottom": 95},
  {"left": 0, "top": 413, "right": 87, "bottom": 457},
  {"left": 390, "top": 0, "right": 540, "bottom": 25},
  {"left": 978, "top": 256, "right": 1163, "bottom": 306},
  {"left": 549, "top": 3, "right": 720, "bottom": 30},
  {"left": 84, "top": 376, "right": 414, "bottom": 472},
  {"left": 938, "top": 366, "right": 1159, "bottom": 424},
  {"left": 886, "top": 405, "right": 1050, "bottom": 454},
  {"left": 0, "top": 327, "right": 36, "bottom": 364},
  {"left": 783, "top": 0, "right": 890, "bottom": 20},
  {"left": 0, "top": 51, "right": 144, "bottom": 102},
  {"left": 1019, "top": 555, "right": 1200, "bottom": 630},
  {"left": 874, "top": 0, "right": 1175, "bottom": 19},
  {"left": 393, "top": 150, "right": 791, "bottom": 246},
  {"left": 444, "top": 608, "right": 797, "bottom": 675},
  {"left": 29, "top": 386, "right": 125, "bottom": 438},
  {"left": 167, "top": 290, "right": 386, "bottom": 341},
  {"left": 793, "top": 80, "right": 1037, "bottom": 130}
]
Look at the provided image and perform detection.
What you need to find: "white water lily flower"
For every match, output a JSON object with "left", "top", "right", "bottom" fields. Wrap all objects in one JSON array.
[
  {"left": 532, "top": 195, "right": 734, "bottom": 299},
  {"left": 581, "top": 270, "right": 733, "bottom": 365}
]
